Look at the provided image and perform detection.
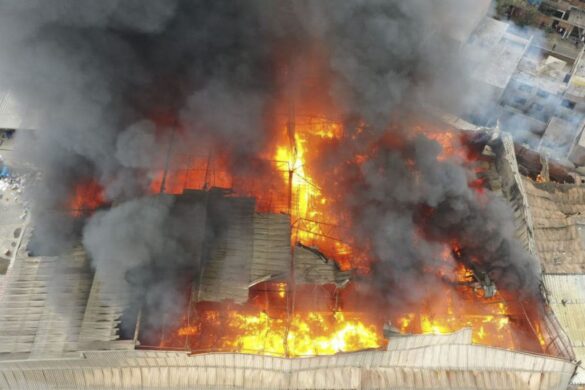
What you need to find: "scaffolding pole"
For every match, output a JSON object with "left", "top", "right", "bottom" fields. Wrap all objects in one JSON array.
[{"left": 284, "top": 83, "right": 297, "bottom": 358}]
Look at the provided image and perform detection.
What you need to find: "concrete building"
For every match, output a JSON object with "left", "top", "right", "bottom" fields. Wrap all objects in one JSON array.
[
  {"left": 538, "top": 0, "right": 585, "bottom": 42},
  {"left": 462, "top": 15, "right": 585, "bottom": 167},
  {"left": 465, "top": 18, "right": 533, "bottom": 126},
  {"left": 499, "top": 52, "right": 573, "bottom": 145}
]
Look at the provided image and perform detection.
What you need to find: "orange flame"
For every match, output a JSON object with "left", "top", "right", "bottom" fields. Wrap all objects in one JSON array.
[
  {"left": 173, "top": 308, "right": 381, "bottom": 356},
  {"left": 138, "top": 77, "right": 549, "bottom": 356},
  {"left": 69, "top": 180, "right": 105, "bottom": 216},
  {"left": 142, "top": 125, "right": 549, "bottom": 356}
]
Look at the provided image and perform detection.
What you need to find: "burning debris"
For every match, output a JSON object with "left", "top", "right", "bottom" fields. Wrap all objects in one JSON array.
[{"left": 0, "top": 0, "right": 558, "bottom": 361}]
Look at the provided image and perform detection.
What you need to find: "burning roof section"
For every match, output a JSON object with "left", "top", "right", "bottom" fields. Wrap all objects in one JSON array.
[
  {"left": 0, "top": 120, "right": 576, "bottom": 361},
  {"left": 0, "top": 127, "right": 583, "bottom": 390}
]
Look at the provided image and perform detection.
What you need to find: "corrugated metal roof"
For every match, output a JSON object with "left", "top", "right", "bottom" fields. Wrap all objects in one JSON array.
[
  {"left": 496, "top": 134, "right": 539, "bottom": 258},
  {"left": 0, "top": 248, "right": 92, "bottom": 357},
  {"left": 387, "top": 328, "right": 472, "bottom": 350},
  {"left": 29, "top": 247, "right": 93, "bottom": 358},
  {"left": 519, "top": 177, "right": 585, "bottom": 273},
  {"left": 201, "top": 209, "right": 350, "bottom": 301},
  {"left": 0, "top": 191, "right": 353, "bottom": 361},
  {"left": 543, "top": 274, "right": 585, "bottom": 384},
  {"left": 198, "top": 197, "right": 256, "bottom": 303},
  {"left": 77, "top": 265, "right": 132, "bottom": 348},
  {"left": 250, "top": 213, "right": 290, "bottom": 283},
  {"left": 293, "top": 246, "right": 350, "bottom": 285},
  {"left": 0, "top": 345, "right": 575, "bottom": 389}
]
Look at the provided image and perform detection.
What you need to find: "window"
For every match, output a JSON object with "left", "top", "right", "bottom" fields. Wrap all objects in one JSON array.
[
  {"left": 563, "top": 73, "right": 571, "bottom": 83},
  {"left": 561, "top": 99, "right": 576, "bottom": 109},
  {"left": 537, "top": 89, "right": 549, "bottom": 98},
  {"left": 532, "top": 103, "right": 544, "bottom": 111},
  {"left": 513, "top": 97, "right": 528, "bottom": 106},
  {"left": 562, "top": 10, "right": 570, "bottom": 20},
  {"left": 518, "top": 83, "right": 533, "bottom": 93}
]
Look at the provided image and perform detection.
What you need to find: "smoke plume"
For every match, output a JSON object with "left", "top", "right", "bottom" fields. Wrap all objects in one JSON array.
[{"left": 0, "top": 0, "right": 541, "bottom": 330}]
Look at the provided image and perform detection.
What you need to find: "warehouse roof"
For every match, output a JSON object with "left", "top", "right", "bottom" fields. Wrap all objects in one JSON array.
[
  {"left": 0, "top": 247, "right": 92, "bottom": 358},
  {"left": 0, "top": 338, "right": 576, "bottom": 390},
  {"left": 522, "top": 179, "right": 585, "bottom": 274},
  {"left": 543, "top": 274, "right": 585, "bottom": 384}
]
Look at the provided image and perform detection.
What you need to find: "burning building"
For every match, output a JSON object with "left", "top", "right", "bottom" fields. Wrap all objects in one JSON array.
[
  {"left": 0, "top": 0, "right": 581, "bottom": 389},
  {"left": 0, "top": 126, "right": 579, "bottom": 389}
]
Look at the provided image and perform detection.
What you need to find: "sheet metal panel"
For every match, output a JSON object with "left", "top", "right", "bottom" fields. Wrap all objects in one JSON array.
[
  {"left": 250, "top": 214, "right": 290, "bottom": 283},
  {"left": 0, "top": 346, "right": 575, "bottom": 389},
  {"left": 387, "top": 327, "right": 472, "bottom": 351},
  {"left": 198, "top": 197, "right": 255, "bottom": 303},
  {"left": 544, "top": 274, "right": 585, "bottom": 384}
]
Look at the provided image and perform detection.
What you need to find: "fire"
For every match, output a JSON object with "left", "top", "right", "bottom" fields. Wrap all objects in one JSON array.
[
  {"left": 69, "top": 180, "right": 105, "bottom": 216},
  {"left": 131, "top": 72, "right": 550, "bottom": 357},
  {"left": 397, "top": 295, "right": 516, "bottom": 348},
  {"left": 277, "top": 282, "right": 287, "bottom": 299},
  {"left": 177, "top": 326, "right": 197, "bottom": 337},
  {"left": 274, "top": 125, "right": 333, "bottom": 246},
  {"left": 274, "top": 131, "right": 317, "bottom": 225},
  {"left": 137, "top": 124, "right": 549, "bottom": 357},
  {"left": 424, "top": 130, "right": 463, "bottom": 161},
  {"left": 172, "top": 308, "right": 381, "bottom": 357},
  {"left": 58, "top": 41, "right": 553, "bottom": 360},
  {"left": 391, "top": 246, "right": 542, "bottom": 351}
]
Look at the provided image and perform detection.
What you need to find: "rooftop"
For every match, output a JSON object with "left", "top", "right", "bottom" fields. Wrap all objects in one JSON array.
[
  {"left": 543, "top": 274, "right": 585, "bottom": 384},
  {"left": 0, "top": 335, "right": 575, "bottom": 389},
  {"left": 468, "top": 19, "right": 532, "bottom": 89},
  {"left": 566, "top": 51, "right": 585, "bottom": 100},
  {"left": 539, "top": 116, "right": 580, "bottom": 158}
]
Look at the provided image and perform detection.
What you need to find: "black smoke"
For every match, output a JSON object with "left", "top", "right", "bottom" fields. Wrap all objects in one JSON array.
[
  {"left": 0, "top": 0, "right": 540, "bottom": 330},
  {"left": 326, "top": 134, "right": 539, "bottom": 303}
]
